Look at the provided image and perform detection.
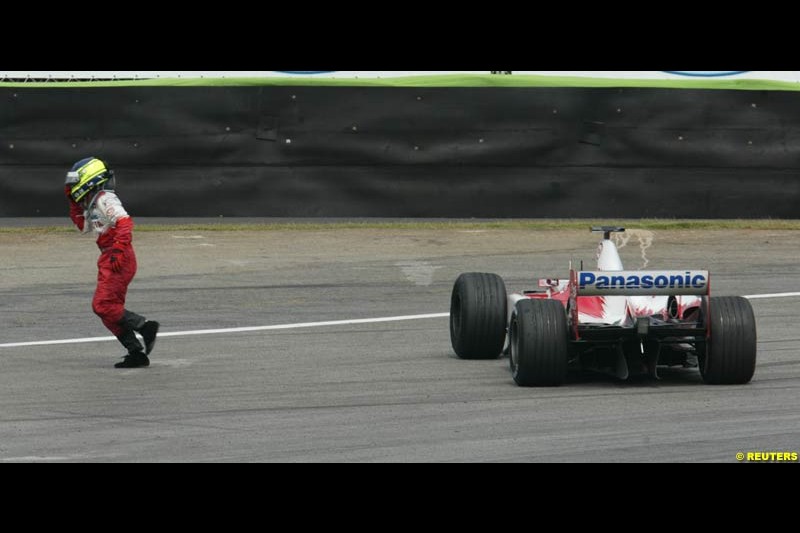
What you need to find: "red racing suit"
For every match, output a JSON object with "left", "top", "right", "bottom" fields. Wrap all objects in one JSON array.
[{"left": 68, "top": 189, "right": 137, "bottom": 337}]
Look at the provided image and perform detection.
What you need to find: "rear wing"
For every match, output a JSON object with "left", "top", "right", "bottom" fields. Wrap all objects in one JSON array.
[{"left": 575, "top": 270, "right": 710, "bottom": 296}]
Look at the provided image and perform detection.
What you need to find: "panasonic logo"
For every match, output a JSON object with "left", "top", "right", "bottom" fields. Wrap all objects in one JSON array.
[{"left": 577, "top": 270, "right": 709, "bottom": 296}]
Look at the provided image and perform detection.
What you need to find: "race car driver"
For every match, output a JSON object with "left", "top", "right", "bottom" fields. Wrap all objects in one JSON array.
[{"left": 64, "top": 157, "right": 160, "bottom": 368}]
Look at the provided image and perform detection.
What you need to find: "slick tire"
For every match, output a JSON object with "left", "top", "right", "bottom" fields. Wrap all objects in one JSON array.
[
  {"left": 700, "top": 296, "right": 757, "bottom": 384},
  {"left": 450, "top": 272, "right": 507, "bottom": 359},
  {"left": 510, "top": 299, "right": 568, "bottom": 386}
]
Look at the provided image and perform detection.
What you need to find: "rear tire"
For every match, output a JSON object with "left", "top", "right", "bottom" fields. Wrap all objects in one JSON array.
[
  {"left": 700, "top": 296, "right": 757, "bottom": 384},
  {"left": 449, "top": 273, "right": 507, "bottom": 359},
  {"left": 510, "top": 299, "right": 568, "bottom": 386}
]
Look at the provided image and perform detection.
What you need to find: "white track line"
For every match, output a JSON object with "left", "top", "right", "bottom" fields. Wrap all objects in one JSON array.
[
  {"left": 743, "top": 292, "right": 800, "bottom": 300},
  {"left": 0, "top": 290, "right": 798, "bottom": 349},
  {"left": 0, "top": 313, "right": 450, "bottom": 349}
]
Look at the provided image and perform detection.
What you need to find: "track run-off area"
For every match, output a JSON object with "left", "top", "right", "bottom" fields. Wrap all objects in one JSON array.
[{"left": 1, "top": 220, "right": 799, "bottom": 462}]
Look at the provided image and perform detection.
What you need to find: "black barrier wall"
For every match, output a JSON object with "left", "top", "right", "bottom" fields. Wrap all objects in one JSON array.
[{"left": 1, "top": 86, "right": 799, "bottom": 217}]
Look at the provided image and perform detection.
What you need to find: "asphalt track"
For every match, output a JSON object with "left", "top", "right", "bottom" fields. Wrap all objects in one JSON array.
[{"left": 1, "top": 220, "right": 798, "bottom": 462}]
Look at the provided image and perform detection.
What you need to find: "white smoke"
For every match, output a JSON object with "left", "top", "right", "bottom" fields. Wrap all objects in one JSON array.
[
  {"left": 397, "top": 261, "right": 442, "bottom": 286},
  {"left": 613, "top": 229, "right": 654, "bottom": 269}
]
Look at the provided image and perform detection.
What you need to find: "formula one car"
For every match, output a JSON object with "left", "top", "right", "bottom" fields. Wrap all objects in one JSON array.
[{"left": 449, "top": 227, "right": 756, "bottom": 386}]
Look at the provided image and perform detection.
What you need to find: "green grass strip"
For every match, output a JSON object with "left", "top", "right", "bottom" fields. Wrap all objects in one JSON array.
[{"left": 4, "top": 74, "right": 800, "bottom": 91}]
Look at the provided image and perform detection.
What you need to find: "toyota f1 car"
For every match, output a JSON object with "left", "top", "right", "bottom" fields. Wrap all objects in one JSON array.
[{"left": 449, "top": 227, "right": 756, "bottom": 386}]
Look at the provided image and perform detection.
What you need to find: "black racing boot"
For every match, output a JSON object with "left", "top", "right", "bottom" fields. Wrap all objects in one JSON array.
[
  {"left": 121, "top": 310, "right": 159, "bottom": 355},
  {"left": 139, "top": 321, "right": 160, "bottom": 355},
  {"left": 114, "top": 328, "right": 149, "bottom": 369},
  {"left": 114, "top": 353, "right": 149, "bottom": 368}
]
